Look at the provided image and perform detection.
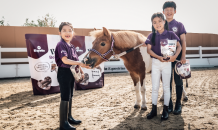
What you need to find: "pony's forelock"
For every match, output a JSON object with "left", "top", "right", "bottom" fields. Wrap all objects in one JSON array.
[{"left": 89, "top": 30, "right": 105, "bottom": 38}]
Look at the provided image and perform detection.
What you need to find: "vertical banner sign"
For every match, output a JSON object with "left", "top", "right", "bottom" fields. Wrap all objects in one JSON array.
[
  {"left": 25, "top": 34, "right": 104, "bottom": 95},
  {"left": 73, "top": 36, "right": 104, "bottom": 90}
]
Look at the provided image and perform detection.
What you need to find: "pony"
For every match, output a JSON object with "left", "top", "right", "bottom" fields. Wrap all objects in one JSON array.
[
  {"left": 83, "top": 27, "right": 152, "bottom": 110},
  {"left": 83, "top": 27, "right": 188, "bottom": 109}
]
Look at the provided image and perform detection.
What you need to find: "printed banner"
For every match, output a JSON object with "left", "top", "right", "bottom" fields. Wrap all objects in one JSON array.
[
  {"left": 25, "top": 34, "right": 104, "bottom": 95},
  {"left": 73, "top": 36, "right": 104, "bottom": 90}
]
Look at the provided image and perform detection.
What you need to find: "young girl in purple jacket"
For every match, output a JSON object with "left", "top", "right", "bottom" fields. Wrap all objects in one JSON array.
[
  {"left": 145, "top": 13, "right": 181, "bottom": 120},
  {"left": 55, "top": 22, "right": 90, "bottom": 130}
]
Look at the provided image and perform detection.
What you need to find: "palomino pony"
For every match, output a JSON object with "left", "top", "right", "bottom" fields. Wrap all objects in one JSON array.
[{"left": 83, "top": 27, "right": 152, "bottom": 110}]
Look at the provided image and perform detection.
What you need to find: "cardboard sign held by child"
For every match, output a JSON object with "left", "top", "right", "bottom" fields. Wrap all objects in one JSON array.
[{"left": 161, "top": 39, "right": 177, "bottom": 60}]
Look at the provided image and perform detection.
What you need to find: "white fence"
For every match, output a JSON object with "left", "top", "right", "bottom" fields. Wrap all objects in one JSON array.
[
  {"left": 186, "top": 46, "right": 218, "bottom": 67},
  {"left": 0, "top": 46, "right": 30, "bottom": 78},
  {"left": 0, "top": 46, "right": 218, "bottom": 78}
]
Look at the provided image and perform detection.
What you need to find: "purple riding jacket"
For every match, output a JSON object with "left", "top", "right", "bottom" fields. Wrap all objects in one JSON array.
[
  {"left": 55, "top": 38, "right": 79, "bottom": 68},
  {"left": 145, "top": 30, "right": 180, "bottom": 59}
]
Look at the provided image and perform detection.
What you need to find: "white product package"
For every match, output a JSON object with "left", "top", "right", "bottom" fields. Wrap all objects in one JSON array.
[
  {"left": 70, "top": 65, "right": 83, "bottom": 83},
  {"left": 175, "top": 60, "right": 191, "bottom": 79},
  {"left": 161, "top": 39, "right": 177, "bottom": 59}
]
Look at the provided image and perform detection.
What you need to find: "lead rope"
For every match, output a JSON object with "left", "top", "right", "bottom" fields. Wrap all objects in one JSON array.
[{"left": 112, "top": 43, "right": 145, "bottom": 60}]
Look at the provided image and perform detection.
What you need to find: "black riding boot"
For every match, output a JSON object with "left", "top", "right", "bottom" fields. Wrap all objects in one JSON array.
[
  {"left": 68, "top": 98, "right": 82, "bottom": 124},
  {"left": 161, "top": 105, "right": 169, "bottom": 120},
  {"left": 60, "top": 101, "right": 76, "bottom": 130},
  {"left": 147, "top": 104, "right": 157, "bottom": 119},
  {"left": 173, "top": 85, "right": 183, "bottom": 115},
  {"left": 168, "top": 98, "right": 173, "bottom": 113},
  {"left": 173, "top": 101, "right": 182, "bottom": 115}
]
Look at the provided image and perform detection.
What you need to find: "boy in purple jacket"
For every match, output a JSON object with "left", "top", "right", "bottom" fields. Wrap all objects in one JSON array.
[{"left": 162, "top": 1, "right": 187, "bottom": 115}]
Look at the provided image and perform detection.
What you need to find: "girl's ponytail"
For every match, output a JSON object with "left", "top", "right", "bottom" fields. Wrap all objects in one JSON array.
[
  {"left": 151, "top": 25, "right": 156, "bottom": 46},
  {"left": 164, "top": 20, "right": 169, "bottom": 31}
]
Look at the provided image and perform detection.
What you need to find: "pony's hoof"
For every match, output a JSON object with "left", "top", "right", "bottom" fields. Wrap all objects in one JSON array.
[
  {"left": 183, "top": 96, "right": 188, "bottom": 101},
  {"left": 141, "top": 107, "right": 147, "bottom": 111},
  {"left": 134, "top": 105, "right": 140, "bottom": 109}
]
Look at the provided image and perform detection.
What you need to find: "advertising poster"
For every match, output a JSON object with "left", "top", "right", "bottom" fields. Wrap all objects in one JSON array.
[{"left": 25, "top": 34, "right": 104, "bottom": 95}]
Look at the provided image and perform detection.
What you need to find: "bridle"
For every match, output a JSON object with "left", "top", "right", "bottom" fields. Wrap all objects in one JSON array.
[
  {"left": 88, "top": 34, "right": 115, "bottom": 61},
  {"left": 85, "top": 33, "right": 145, "bottom": 62}
]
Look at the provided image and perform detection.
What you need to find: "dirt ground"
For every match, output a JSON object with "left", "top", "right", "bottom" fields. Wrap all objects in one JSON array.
[{"left": 0, "top": 67, "right": 218, "bottom": 130}]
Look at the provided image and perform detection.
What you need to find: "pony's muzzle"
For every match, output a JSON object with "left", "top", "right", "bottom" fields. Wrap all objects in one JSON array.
[{"left": 82, "top": 56, "right": 96, "bottom": 68}]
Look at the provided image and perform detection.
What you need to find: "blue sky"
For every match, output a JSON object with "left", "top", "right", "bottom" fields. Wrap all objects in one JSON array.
[{"left": 0, "top": 0, "right": 218, "bottom": 34}]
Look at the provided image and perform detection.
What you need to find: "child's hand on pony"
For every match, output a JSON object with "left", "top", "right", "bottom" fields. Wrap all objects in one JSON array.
[{"left": 79, "top": 62, "right": 91, "bottom": 69}]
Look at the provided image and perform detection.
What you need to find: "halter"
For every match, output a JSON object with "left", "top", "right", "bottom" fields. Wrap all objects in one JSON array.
[{"left": 89, "top": 34, "right": 115, "bottom": 61}]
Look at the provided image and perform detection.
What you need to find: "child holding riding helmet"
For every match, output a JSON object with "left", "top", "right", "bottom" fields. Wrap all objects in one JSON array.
[
  {"left": 145, "top": 13, "right": 181, "bottom": 120},
  {"left": 55, "top": 22, "right": 90, "bottom": 130},
  {"left": 162, "top": 1, "right": 187, "bottom": 115}
]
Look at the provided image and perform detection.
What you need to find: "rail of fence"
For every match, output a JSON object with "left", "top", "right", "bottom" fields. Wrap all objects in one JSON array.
[{"left": 0, "top": 46, "right": 218, "bottom": 78}]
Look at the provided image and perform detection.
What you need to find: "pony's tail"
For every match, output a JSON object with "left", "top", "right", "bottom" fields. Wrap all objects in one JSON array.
[{"left": 151, "top": 25, "right": 156, "bottom": 46}]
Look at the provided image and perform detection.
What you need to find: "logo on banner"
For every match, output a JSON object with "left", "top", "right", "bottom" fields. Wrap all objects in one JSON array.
[
  {"left": 34, "top": 62, "right": 50, "bottom": 72},
  {"left": 34, "top": 46, "right": 45, "bottom": 53},
  {"left": 104, "top": 67, "right": 126, "bottom": 71},
  {"left": 50, "top": 49, "right": 55, "bottom": 55},
  {"left": 49, "top": 49, "right": 55, "bottom": 59},
  {"left": 75, "top": 47, "right": 83, "bottom": 52}
]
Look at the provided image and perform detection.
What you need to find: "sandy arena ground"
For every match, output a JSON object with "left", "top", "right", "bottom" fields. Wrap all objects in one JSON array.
[{"left": 0, "top": 68, "right": 218, "bottom": 130}]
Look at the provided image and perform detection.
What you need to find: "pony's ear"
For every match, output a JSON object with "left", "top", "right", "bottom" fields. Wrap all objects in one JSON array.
[
  {"left": 102, "top": 27, "right": 110, "bottom": 37},
  {"left": 94, "top": 28, "right": 97, "bottom": 30}
]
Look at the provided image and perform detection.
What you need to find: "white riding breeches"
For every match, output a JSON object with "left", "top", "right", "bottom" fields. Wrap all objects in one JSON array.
[{"left": 151, "top": 58, "right": 171, "bottom": 106}]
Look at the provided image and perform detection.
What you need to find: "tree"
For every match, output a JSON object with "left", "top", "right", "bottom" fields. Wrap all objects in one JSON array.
[
  {"left": 23, "top": 18, "right": 38, "bottom": 27},
  {"left": 0, "top": 16, "right": 10, "bottom": 26},
  {"left": 23, "top": 13, "right": 56, "bottom": 27}
]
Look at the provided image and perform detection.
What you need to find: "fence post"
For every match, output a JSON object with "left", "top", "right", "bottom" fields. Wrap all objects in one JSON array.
[{"left": 199, "top": 46, "right": 202, "bottom": 59}]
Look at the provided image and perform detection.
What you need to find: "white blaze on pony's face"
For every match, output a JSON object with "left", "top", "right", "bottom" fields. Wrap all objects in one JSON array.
[{"left": 84, "top": 27, "right": 113, "bottom": 68}]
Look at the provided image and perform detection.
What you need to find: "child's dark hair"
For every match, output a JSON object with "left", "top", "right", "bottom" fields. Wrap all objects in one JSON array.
[
  {"left": 163, "top": 1, "right": 176, "bottom": 10},
  {"left": 59, "top": 22, "right": 74, "bottom": 32},
  {"left": 151, "top": 12, "right": 168, "bottom": 46}
]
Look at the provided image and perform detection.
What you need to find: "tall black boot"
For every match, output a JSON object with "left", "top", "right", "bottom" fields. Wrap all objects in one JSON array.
[
  {"left": 173, "top": 100, "right": 182, "bottom": 115},
  {"left": 147, "top": 104, "right": 157, "bottom": 119},
  {"left": 173, "top": 85, "right": 183, "bottom": 115},
  {"left": 60, "top": 101, "right": 76, "bottom": 130},
  {"left": 168, "top": 71, "right": 173, "bottom": 113},
  {"left": 161, "top": 105, "right": 169, "bottom": 120},
  {"left": 168, "top": 98, "right": 173, "bottom": 113},
  {"left": 68, "top": 98, "right": 82, "bottom": 124}
]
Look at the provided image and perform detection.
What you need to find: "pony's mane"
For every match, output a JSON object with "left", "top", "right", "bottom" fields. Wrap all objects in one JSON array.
[{"left": 89, "top": 29, "right": 147, "bottom": 49}]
